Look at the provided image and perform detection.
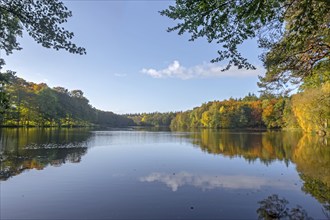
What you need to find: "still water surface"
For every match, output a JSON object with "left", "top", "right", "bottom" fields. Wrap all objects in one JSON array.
[{"left": 0, "top": 128, "right": 329, "bottom": 219}]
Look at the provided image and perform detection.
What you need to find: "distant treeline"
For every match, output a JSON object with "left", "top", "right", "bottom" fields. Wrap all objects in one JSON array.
[
  {"left": 171, "top": 81, "right": 330, "bottom": 135},
  {"left": 126, "top": 112, "right": 177, "bottom": 127},
  {"left": 0, "top": 73, "right": 134, "bottom": 127},
  {"left": 171, "top": 93, "right": 289, "bottom": 129},
  {"left": 127, "top": 85, "right": 329, "bottom": 135},
  {"left": 127, "top": 86, "right": 329, "bottom": 135},
  {"left": 169, "top": 83, "right": 329, "bottom": 135},
  {"left": 1, "top": 73, "right": 329, "bottom": 134}
]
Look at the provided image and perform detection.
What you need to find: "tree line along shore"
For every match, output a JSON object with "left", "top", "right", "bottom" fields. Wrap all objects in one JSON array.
[{"left": 1, "top": 73, "right": 328, "bottom": 135}]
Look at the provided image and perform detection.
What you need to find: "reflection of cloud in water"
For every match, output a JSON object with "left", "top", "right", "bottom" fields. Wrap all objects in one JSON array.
[{"left": 140, "top": 172, "right": 295, "bottom": 192}]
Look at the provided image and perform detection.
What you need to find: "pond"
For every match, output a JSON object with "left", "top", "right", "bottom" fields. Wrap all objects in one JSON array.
[{"left": 0, "top": 128, "right": 329, "bottom": 219}]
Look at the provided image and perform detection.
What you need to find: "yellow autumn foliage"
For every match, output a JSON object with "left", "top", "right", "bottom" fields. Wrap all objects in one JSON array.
[
  {"left": 292, "top": 135, "right": 330, "bottom": 186},
  {"left": 291, "top": 81, "right": 330, "bottom": 133}
]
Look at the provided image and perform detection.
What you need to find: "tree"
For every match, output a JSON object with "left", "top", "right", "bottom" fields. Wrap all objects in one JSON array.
[
  {"left": 0, "top": 70, "right": 15, "bottom": 121},
  {"left": 0, "top": 71, "right": 11, "bottom": 114},
  {"left": 261, "top": 98, "right": 285, "bottom": 128},
  {"left": 37, "top": 87, "right": 58, "bottom": 125},
  {"left": 160, "top": 0, "right": 329, "bottom": 90},
  {"left": 70, "top": 90, "right": 84, "bottom": 99},
  {"left": 258, "top": 1, "right": 330, "bottom": 91},
  {"left": 0, "top": 75, "right": 136, "bottom": 127},
  {"left": 291, "top": 81, "right": 330, "bottom": 135},
  {"left": 201, "top": 111, "right": 211, "bottom": 127},
  {"left": 0, "top": 0, "right": 86, "bottom": 59},
  {"left": 0, "top": 0, "right": 86, "bottom": 113},
  {"left": 299, "top": 60, "right": 330, "bottom": 91}
]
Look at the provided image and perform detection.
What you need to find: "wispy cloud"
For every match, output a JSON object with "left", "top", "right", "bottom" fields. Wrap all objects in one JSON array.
[
  {"left": 114, "top": 73, "right": 127, "bottom": 77},
  {"left": 141, "top": 60, "right": 264, "bottom": 79},
  {"left": 140, "top": 172, "right": 296, "bottom": 192}
]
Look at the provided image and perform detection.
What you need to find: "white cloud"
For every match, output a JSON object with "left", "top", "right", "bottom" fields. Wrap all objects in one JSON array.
[
  {"left": 141, "top": 60, "right": 264, "bottom": 79},
  {"left": 140, "top": 172, "right": 296, "bottom": 192}
]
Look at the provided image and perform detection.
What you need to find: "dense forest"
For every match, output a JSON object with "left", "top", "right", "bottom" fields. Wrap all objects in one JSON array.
[
  {"left": 126, "top": 112, "right": 177, "bottom": 127},
  {"left": 127, "top": 82, "right": 329, "bottom": 135},
  {"left": 170, "top": 82, "right": 329, "bottom": 135},
  {"left": 0, "top": 69, "right": 329, "bottom": 135},
  {"left": 0, "top": 72, "right": 134, "bottom": 127}
]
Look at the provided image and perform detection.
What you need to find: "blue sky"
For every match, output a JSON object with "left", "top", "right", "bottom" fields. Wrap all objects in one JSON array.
[{"left": 3, "top": 1, "right": 265, "bottom": 114}]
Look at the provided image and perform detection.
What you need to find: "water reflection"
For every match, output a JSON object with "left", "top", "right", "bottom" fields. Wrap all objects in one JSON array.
[
  {"left": 0, "top": 128, "right": 329, "bottom": 219},
  {"left": 1, "top": 128, "right": 329, "bottom": 218},
  {"left": 257, "top": 194, "right": 312, "bottom": 220},
  {"left": 184, "top": 130, "right": 329, "bottom": 180},
  {"left": 293, "top": 135, "right": 330, "bottom": 186},
  {"left": 181, "top": 130, "right": 330, "bottom": 218},
  {"left": 0, "top": 128, "right": 92, "bottom": 181},
  {"left": 293, "top": 136, "right": 330, "bottom": 218},
  {"left": 140, "top": 172, "right": 295, "bottom": 192},
  {"left": 300, "top": 174, "right": 330, "bottom": 218},
  {"left": 186, "top": 130, "right": 303, "bottom": 165}
]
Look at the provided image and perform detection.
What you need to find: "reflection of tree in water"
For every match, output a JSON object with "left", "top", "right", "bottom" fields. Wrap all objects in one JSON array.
[
  {"left": 188, "top": 130, "right": 302, "bottom": 165},
  {"left": 0, "top": 128, "right": 92, "bottom": 181},
  {"left": 292, "top": 135, "right": 330, "bottom": 217},
  {"left": 293, "top": 135, "right": 330, "bottom": 188},
  {"left": 257, "top": 194, "right": 312, "bottom": 220},
  {"left": 186, "top": 130, "right": 330, "bottom": 218},
  {"left": 0, "top": 128, "right": 92, "bottom": 150},
  {"left": 300, "top": 174, "right": 330, "bottom": 218}
]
